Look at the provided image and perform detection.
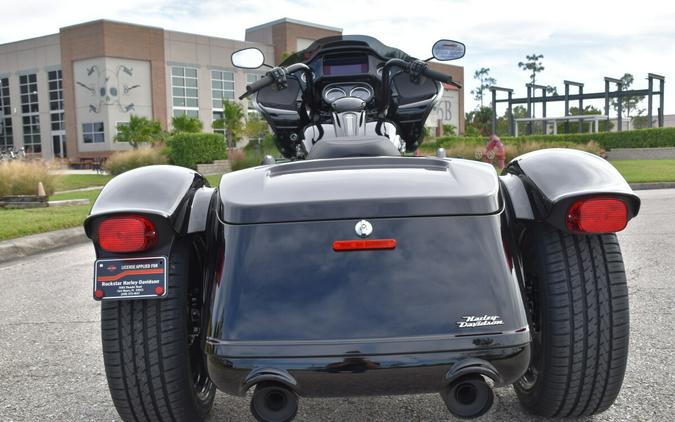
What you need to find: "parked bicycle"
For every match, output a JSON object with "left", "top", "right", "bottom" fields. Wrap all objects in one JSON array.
[{"left": 0, "top": 146, "right": 26, "bottom": 161}]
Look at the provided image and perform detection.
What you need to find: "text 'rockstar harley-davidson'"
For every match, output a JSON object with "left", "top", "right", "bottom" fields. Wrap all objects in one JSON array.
[{"left": 85, "top": 35, "right": 639, "bottom": 421}]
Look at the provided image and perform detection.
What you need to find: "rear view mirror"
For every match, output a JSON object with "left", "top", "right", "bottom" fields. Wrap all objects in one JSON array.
[
  {"left": 432, "top": 40, "right": 466, "bottom": 61},
  {"left": 231, "top": 48, "right": 265, "bottom": 69}
]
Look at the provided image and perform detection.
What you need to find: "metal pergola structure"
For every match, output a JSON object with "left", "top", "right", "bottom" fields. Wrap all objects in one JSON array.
[{"left": 489, "top": 73, "right": 665, "bottom": 136}]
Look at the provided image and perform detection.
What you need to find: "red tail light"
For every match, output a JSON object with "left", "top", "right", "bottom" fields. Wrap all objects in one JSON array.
[
  {"left": 566, "top": 197, "right": 628, "bottom": 233},
  {"left": 333, "top": 239, "right": 397, "bottom": 251},
  {"left": 98, "top": 215, "right": 157, "bottom": 252}
]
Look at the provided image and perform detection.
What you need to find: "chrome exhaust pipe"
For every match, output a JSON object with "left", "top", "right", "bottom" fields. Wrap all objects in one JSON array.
[
  {"left": 250, "top": 381, "right": 299, "bottom": 422},
  {"left": 441, "top": 374, "right": 494, "bottom": 419}
]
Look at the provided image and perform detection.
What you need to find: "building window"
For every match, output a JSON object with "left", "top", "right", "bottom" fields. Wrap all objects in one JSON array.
[
  {"left": 48, "top": 70, "right": 63, "bottom": 111},
  {"left": 19, "top": 74, "right": 40, "bottom": 153},
  {"left": 171, "top": 66, "right": 199, "bottom": 117},
  {"left": 212, "top": 111, "right": 224, "bottom": 135},
  {"left": 48, "top": 70, "right": 65, "bottom": 132},
  {"left": 83, "top": 122, "right": 105, "bottom": 144},
  {"left": 50, "top": 112, "right": 64, "bottom": 131},
  {"left": 211, "top": 70, "right": 234, "bottom": 109},
  {"left": 22, "top": 115, "right": 41, "bottom": 153},
  {"left": 0, "top": 78, "right": 12, "bottom": 148}
]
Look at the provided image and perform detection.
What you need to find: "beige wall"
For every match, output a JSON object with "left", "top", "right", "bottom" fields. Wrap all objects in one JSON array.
[
  {"left": 429, "top": 62, "right": 465, "bottom": 133},
  {"left": 246, "top": 19, "right": 342, "bottom": 64},
  {"left": 164, "top": 30, "right": 274, "bottom": 132},
  {"left": 0, "top": 34, "right": 61, "bottom": 159},
  {"left": 427, "top": 88, "right": 460, "bottom": 132},
  {"left": 73, "top": 57, "right": 152, "bottom": 153},
  {"left": 60, "top": 20, "right": 166, "bottom": 159}
]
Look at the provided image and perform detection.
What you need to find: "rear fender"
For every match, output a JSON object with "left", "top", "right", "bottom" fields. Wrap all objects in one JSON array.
[
  {"left": 500, "top": 149, "right": 640, "bottom": 232},
  {"left": 84, "top": 165, "right": 216, "bottom": 258}
]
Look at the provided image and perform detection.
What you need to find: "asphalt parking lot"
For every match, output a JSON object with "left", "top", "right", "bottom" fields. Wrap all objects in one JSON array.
[{"left": 0, "top": 189, "right": 673, "bottom": 422}]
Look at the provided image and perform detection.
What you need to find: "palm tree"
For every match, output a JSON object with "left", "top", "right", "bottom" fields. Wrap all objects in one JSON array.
[
  {"left": 114, "top": 115, "right": 164, "bottom": 149},
  {"left": 171, "top": 115, "right": 203, "bottom": 133},
  {"left": 212, "top": 100, "right": 244, "bottom": 154}
]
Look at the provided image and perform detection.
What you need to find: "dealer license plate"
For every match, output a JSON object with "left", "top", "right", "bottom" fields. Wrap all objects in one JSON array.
[{"left": 93, "top": 257, "right": 167, "bottom": 301}]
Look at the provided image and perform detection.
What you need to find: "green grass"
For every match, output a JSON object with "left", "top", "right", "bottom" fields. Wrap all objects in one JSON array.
[
  {"left": 610, "top": 160, "right": 675, "bottom": 183},
  {"left": 205, "top": 174, "right": 223, "bottom": 187},
  {"left": 56, "top": 174, "right": 112, "bottom": 191},
  {"left": 0, "top": 205, "right": 91, "bottom": 241}
]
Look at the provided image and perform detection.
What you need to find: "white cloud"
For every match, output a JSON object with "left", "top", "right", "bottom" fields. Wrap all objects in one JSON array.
[{"left": 1, "top": 0, "right": 673, "bottom": 115}]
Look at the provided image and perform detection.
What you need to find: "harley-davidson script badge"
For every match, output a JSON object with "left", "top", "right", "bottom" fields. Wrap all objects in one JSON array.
[{"left": 457, "top": 315, "right": 504, "bottom": 328}]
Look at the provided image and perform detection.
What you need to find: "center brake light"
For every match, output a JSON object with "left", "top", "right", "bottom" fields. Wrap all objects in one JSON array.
[
  {"left": 98, "top": 215, "right": 157, "bottom": 253},
  {"left": 566, "top": 197, "right": 628, "bottom": 234},
  {"left": 333, "top": 239, "right": 397, "bottom": 251}
]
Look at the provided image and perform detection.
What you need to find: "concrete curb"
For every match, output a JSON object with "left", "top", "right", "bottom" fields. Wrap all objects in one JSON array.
[
  {"left": 54, "top": 186, "right": 104, "bottom": 194},
  {"left": 630, "top": 182, "right": 675, "bottom": 190},
  {"left": 0, "top": 227, "right": 88, "bottom": 264},
  {"left": 48, "top": 199, "right": 91, "bottom": 207}
]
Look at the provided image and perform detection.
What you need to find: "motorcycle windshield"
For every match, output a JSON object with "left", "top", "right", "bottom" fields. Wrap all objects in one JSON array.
[{"left": 279, "top": 35, "right": 415, "bottom": 66}]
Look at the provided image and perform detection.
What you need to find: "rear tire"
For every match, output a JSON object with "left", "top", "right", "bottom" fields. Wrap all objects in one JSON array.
[
  {"left": 515, "top": 225, "right": 629, "bottom": 417},
  {"left": 100, "top": 241, "right": 215, "bottom": 421}
]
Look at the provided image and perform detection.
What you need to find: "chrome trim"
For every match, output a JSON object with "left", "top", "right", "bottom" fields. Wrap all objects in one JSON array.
[
  {"left": 397, "top": 81, "right": 443, "bottom": 110},
  {"left": 398, "top": 92, "right": 439, "bottom": 109},
  {"left": 349, "top": 86, "right": 372, "bottom": 101},
  {"left": 324, "top": 87, "right": 346, "bottom": 102}
]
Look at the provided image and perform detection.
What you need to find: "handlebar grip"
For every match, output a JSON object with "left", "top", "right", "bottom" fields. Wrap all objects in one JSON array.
[
  {"left": 245, "top": 75, "right": 275, "bottom": 92},
  {"left": 422, "top": 67, "right": 457, "bottom": 86}
]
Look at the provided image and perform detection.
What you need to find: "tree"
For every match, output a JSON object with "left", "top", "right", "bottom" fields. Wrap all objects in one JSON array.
[
  {"left": 465, "top": 106, "right": 493, "bottom": 136},
  {"left": 612, "top": 73, "right": 644, "bottom": 118},
  {"left": 171, "top": 115, "right": 203, "bottom": 133},
  {"left": 518, "top": 54, "right": 545, "bottom": 85},
  {"left": 212, "top": 100, "right": 244, "bottom": 152},
  {"left": 245, "top": 116, "right": 270, "bottom": 140},
  {"left": 632, "top": 110, "right": 649, "bottom": 129},
  {"left": 114, "top": 115, "right": 164, "bottom": 149},
  {"left": 511, "top": 105, "right": 528, "bottom": 119},
  {"left": 470, "top": 67, "right": 496, "bottom": 108},
  {"left": 568, "top": 105, "right": 610, "bottom": 133},
  {"left": 545, "top": 85, "right": 558, "bottom": 95}
]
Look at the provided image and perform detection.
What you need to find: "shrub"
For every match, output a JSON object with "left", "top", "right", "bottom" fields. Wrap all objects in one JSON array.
[
  {"left": 442, "top": 124, "right": 457, "bottom": 136},
  {"left": 243, "top": 133, "right": 278, "bottom": 155},
  {"left": 104, "top": 148, "right": 168, "bottom": 176},
  {"left": 0, "top": 161, "right": 59, "bottom": 196},
  {"left": 230, "top": 149, "right": 263, "bottom": 171},
  {"left": 434, "top": 127, "right": 675, "bottom": 150},
  {"left": 166, "top": 133, "right": 228, "bottom": 169},
  {"left": 423, "top": 140, "right": 602, "bottom": 163}
]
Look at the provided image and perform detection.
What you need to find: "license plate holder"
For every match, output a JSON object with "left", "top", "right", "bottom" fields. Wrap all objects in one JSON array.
[{"left": 93, "top": 257, "right": 167, "bottom": 301}]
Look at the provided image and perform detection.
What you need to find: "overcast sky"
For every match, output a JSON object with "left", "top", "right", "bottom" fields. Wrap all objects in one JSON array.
[{"left": 1, "top": 0, "right": 673, "bottom": 117}]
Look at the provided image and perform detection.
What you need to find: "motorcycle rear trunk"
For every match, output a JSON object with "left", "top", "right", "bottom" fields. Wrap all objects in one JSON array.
[{"left": 205, "top": 157, "right": 530, "bottom": 397}]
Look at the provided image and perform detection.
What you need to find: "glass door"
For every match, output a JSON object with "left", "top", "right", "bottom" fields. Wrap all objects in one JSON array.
[{"left": 52, "top": 133, "right": 66, "bottom": 158}]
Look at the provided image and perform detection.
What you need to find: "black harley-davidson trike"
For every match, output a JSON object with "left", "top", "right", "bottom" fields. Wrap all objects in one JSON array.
[{"left": 85, "top": 36, "right": 639, "bottom": 421}]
